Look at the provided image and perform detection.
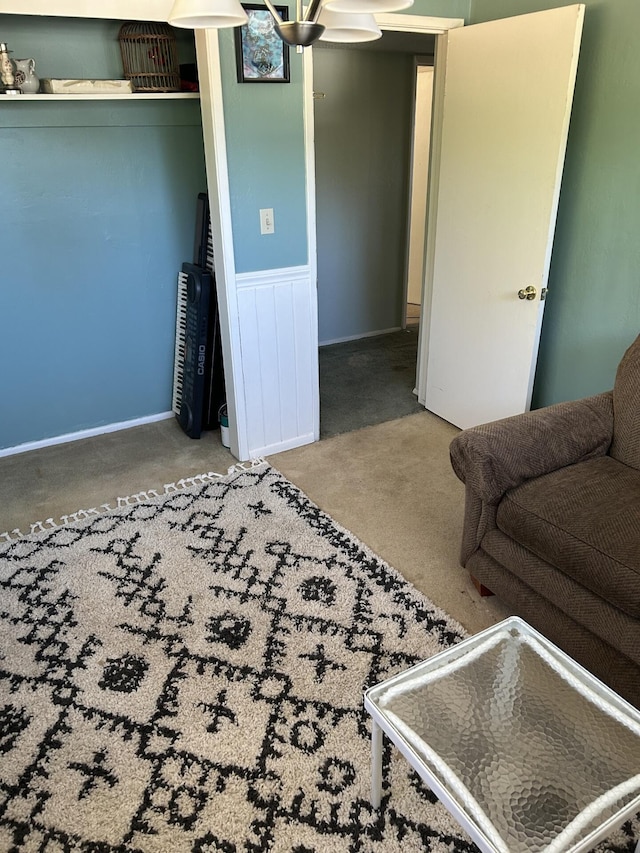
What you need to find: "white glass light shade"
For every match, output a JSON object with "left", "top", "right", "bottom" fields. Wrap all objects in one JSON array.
[
  {"left": 324, "top": 0, "right": 413, "bottom": 13},
  {"left": 168, "top": 0, "right": 248, "bottom": 28},
  {"left": 317, "top": 8, "right": 381, "bottom": 42}
]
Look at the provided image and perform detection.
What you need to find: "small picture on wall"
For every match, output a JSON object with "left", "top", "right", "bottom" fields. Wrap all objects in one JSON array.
[{"left": 235, "top": 4, "right": 290, "bottom": 83}]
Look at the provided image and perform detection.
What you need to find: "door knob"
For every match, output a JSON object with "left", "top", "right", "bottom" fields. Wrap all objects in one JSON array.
[{"left": 518, "top": 285, "right": 537, "bottom": 300}]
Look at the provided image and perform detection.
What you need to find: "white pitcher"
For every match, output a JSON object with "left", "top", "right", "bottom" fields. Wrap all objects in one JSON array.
[{"left": 14, "top": 58, "right": 39, "bottom": 94}]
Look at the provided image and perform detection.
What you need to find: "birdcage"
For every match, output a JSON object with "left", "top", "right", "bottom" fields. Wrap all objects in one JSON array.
[{"left": 118, "top": 22, "right": 180, "bottom": 93}]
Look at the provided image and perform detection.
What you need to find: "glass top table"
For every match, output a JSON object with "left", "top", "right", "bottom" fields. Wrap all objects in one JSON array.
[{"left": 364, "top": 617, "right": 640, "bottom": 853}]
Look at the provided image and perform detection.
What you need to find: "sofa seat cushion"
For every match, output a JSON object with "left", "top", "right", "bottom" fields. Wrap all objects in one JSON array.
[{"left": 496, "top": 455, "right": 640, "bottom": 619}]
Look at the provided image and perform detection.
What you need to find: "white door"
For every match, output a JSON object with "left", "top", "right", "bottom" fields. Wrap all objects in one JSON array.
[{"left": 417, "top": 4, "right": 584, "bottom": 429}]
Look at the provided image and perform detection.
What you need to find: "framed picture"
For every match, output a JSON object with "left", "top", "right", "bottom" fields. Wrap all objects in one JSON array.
[{"left": 235, "top": 4, "right": 290, "bottom": 83}]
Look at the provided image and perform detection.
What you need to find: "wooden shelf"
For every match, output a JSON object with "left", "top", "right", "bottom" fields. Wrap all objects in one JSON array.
[{"left": 0, "top": 93, "right": 200, "bottom": 101}]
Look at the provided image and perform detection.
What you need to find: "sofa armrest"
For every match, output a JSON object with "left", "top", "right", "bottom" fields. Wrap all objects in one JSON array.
[{"left": 449, "top": 391, "right": 614, "bottom": 505}]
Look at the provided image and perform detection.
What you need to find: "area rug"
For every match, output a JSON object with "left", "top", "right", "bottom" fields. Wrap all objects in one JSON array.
[{"left": 0, "top": 462, "right": 637, "bottom": 852}]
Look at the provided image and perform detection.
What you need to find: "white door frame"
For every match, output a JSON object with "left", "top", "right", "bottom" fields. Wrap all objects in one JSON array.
[
  {"left": 195, "top": 29, "right": 248, "bottom": 460},
  {"left": 303, "top": 13, "right": 463, "bottom": 401},
  {"left": 377, "top": 13, "right": 464, "bottom": 35}
]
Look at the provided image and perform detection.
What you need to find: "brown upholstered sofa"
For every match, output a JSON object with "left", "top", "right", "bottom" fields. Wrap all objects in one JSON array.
[{"left": 449, "top": 335, "right": 640, "bottom": 708}]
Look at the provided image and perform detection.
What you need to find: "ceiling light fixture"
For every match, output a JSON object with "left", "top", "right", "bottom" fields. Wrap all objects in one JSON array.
[
  {"left": 168, "top": 0, "right": 412, "bottom": 47},
  {"left": 317, "top": 8, "right": 382, "bottom": 43}
]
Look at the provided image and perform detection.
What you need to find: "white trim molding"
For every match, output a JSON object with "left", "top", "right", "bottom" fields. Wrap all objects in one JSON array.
[
  {"left": 376, "top": 14, "right": 464, "bottom": 33},
  {"left": 195, "top": 29, "right": 250, "bottom": 463},
  {"left": 0, "top": 412, "right": 174, "bottom": 459},
  {"left": 320, "top": 327, "right": 402, "bottom": 347},
  {"left": 253, "top": 433, "right": 316, "bottom": 459},
  {"left": 303, "top": 43, "right": 321, "bottom": 451}
]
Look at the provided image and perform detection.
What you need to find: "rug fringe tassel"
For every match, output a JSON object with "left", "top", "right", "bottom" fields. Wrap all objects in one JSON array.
[
  {"left": 226, "top": 457, "right": 267, "bottom": 475},
  {"left": 0, "top": 458, "right": 269, "bottom": 542}
]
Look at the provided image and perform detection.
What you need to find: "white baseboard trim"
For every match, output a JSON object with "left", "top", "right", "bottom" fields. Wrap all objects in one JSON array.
[
  {"left": 0, "top": 412, "right": 175, "bottom": 459},
  {"left": 319, "top": 327, "right": 402, "bottom": 347},
  {"left": 254, "top": 432, "right": 316, "bottom": 460}
]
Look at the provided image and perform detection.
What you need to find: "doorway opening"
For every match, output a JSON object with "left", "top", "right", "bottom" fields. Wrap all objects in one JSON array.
[{"left": 312, "top": 30, "right": 436, "bottom": 439}]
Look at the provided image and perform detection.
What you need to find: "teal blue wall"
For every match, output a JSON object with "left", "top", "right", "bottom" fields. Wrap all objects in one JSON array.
[
  {"left": 470, "top": 0, "right": 640, "bottom": 406},
  {"left": 218, "top": 26, "right": 308, "bottom": 273},
  {"left": 0, "top": 15, "right": 206, "bottom": 450},
  {"left": 314, "top": 46, "right": 413, "bottom": 343}
]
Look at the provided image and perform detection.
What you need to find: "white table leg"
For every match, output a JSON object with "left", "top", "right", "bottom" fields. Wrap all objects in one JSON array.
[
  {"left": 634, "top": 839, "right": 640, "bottom": 853},
  {"left": 371, "top": 718, "right": 383, "bottom": 809}
]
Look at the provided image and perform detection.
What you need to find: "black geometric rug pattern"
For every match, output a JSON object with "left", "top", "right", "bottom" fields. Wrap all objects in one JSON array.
[{"left": 1, "top": 463, "right": 638, "bottom": 852}]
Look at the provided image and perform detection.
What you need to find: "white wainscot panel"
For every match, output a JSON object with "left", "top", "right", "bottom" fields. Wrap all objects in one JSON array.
[{"left": 236, "top": 266, "right": 319, "bottom": 458}]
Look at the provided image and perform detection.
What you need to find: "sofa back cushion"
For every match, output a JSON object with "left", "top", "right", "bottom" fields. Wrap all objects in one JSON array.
[{"left": 611, "top": 334, "right": 640, "bottom": 470}]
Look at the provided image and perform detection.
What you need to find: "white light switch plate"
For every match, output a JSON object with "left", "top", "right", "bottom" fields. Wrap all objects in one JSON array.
[{"left": 260, "top": 208, "right": 274, "bottom": 235}]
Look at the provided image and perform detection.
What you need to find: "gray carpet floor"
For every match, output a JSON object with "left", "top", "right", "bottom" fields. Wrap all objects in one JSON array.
[{"left": 319, "top": 328, "right": 423, "bottom": 438}]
